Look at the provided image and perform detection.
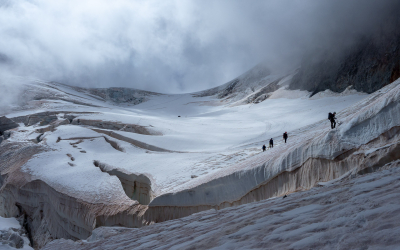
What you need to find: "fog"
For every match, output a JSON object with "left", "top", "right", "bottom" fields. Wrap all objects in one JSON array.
[{"left": 0, "top": 0, "right": 398, "bottom": 94}]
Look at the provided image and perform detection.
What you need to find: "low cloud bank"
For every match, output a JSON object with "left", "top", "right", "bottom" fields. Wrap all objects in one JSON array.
[{"left": 0, "top": 0, "right": 398, "bottom": 93}]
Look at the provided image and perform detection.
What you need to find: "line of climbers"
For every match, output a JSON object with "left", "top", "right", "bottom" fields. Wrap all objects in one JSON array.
[
  {"left": 262, "top": 112, "right": 338, "bottom": 152},
  {"left": 262, "top": 131, "right": 288, "bottom": 152}
]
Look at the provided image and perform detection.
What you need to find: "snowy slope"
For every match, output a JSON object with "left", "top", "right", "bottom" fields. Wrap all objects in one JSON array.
[
  {"left": 43, "top": 160, "right": 400, "bottom": 250},
  {"left": 149, "top": 79, "right": 400, "bottom": 208},
  {"left": 4, "top": 79, "right": 368, "bottom": 200},
  {"left": 1, "top": 74, "right": 400, "bottom": 248},
  {"left": 193, "top": 63, "right": 293, "bottom": 104}
]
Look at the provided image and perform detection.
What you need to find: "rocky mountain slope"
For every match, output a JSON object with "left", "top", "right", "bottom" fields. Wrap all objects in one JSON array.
[
  {"left": 193, "top": 63, "right": 293, "bottom": 105},
  {"left": 289, "top": 15, "right": 400, "bottom": 96}
]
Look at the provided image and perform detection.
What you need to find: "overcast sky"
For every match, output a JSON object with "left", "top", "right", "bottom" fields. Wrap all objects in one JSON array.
[{"left": 0, "top": 0, "right": 398, "bottom": 93}]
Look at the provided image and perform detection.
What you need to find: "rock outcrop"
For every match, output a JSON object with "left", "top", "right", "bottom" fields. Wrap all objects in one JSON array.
[
  {"left": 0, "top": 116, "right": 18, "bottom": 135},
  {"left": 88, "top": 88, "right": 161, "bottom": 104},
  {"left": 72, "top": 119, "right": 161, "bottom": 135},
  {"left": 289, "top": 15, "right": 400, "bottom": 95},
  {"left": 11, "top": 112, "right": 58, "bottom": 126},
  {"left": 193, "top": 64, "right": 275, "bottom": 102}
]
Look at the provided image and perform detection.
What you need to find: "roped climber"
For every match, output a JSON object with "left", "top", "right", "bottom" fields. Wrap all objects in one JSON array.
[
  {"left": 328, "top": 112, "right": 336, "bottom": 129},
  {"left": 283, "top": 132, "right": 288, "bottom": 143}
]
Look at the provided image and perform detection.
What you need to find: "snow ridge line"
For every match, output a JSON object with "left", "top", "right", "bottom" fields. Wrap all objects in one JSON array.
[
  {"left": 91, "top": 128, "right": 180, "bottom": 153},
  {"left": 148, "top": 80, "right": 400, "bottom": 208},
  {"left": 59, "top": 136, "right": 125, "bottom": 152}
]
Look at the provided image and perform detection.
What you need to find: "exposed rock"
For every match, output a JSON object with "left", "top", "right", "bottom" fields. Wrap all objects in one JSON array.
[
  {"left": 10, "top": 112, "right": 57, "bottom": 126},
  {"left": 60, "top": 136, "right": 124, "bottom": 152},
  {"left": 0, "top": 116, "right": 18, "bottom": 134},
  {"left": 63, "top": 115, "right": 76, "bottom": 123},
  {"left": 194, "top": 64, "right": 273, "bottom": 101},
  {"left": 92, "top": 129, "right": 174, "bottom": 152},
  {"left": 290, "top": 16, "right": 400, "bottom": 95},
  {"left": 71, "top": 119, "right": 161, "bottom": 135},
  {"left": 88, "top": 88, "right": 160, "bottom": 105},
  {"left": 244, "top": 77, "right": 282, "bottom": 104},
  {"left": 33, "top": 133, "right": 44, "bottom": 143},
  {"left": 11, "top": 112, "right": 95, "bottom": 127},
  {"left": 35, "top": 119, "right": 70, "bottom": 134}
]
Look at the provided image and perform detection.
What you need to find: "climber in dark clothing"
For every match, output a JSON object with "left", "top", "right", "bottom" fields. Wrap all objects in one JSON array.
[
  {"left": 262, "top": 144, "right": 266, "bottom": 152},
  {"left": 269, "top": 138, "right": 273, "bottom": 148},
  {"left": 328, "top": 112, "right": 336, "bottom": 129},
  {"left": 283, "top": 132, "right": 288, "bottom": 143}
]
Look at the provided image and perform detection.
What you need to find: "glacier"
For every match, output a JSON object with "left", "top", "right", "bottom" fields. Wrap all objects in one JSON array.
[{"left": 1, "top": 73, "right": 400, "bottom": 248}]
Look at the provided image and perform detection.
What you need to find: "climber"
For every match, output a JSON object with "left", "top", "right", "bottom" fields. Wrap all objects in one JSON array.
[
  {"left": 328, "top": 112, "right": 336, "bottom": 129},
  {"left": 269, "top": 138, "right": 273, "bottom": 148},
  {"left": 283, "top": 132, "right": 288, "bottom": 143},
  {"left": 262, "top": 144, "right": 266, "bottom": 152}
]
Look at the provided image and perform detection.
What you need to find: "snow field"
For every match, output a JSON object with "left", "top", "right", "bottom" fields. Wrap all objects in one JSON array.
[
  {"left": 2, "top": 76, "right": 400, "bottom": 248},
  {"left": 149, "top": 79, "right": 400, "bottom": 207},
  {"left": 10, "top": 81, "right": 369, "bottom": 205},
  {"left": 43, "top": 160, "right": 400, "bottom": 250}
]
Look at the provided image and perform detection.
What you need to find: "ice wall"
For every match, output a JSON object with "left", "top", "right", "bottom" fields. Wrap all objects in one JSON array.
[
  {"left": 149, "top": 79, "right": 400, "bottom": 209},
  {"left": 88, "top": 79, "right": 400, "bottom": 230},
  {"left": 1, "top": 79, "right": 400, "bottom": 248}
]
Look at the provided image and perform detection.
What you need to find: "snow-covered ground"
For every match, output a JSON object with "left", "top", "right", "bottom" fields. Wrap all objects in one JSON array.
[
  {"left": 44, "top": 160, "right": 400, "bottom": 250},
  {"left": 4, "top": 79, "right": 367, "bottom": 199},
  {"left": 2, "top": 75, "right": 400, "bottom": 248}
]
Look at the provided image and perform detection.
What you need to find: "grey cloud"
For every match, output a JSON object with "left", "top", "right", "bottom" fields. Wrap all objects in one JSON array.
[{"left": 0, "top": 0, "right": 399, "bottom": 94}]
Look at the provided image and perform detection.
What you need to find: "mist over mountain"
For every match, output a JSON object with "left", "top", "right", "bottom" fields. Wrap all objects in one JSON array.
[
  {"left": 2, "top": 2, "right": 400, "bottom": 249},
  {"left": 0, "top": 0, "right": 399, "bottom": 94},
  {"left": 289, "top": 4, "right": 400, "bottom": 95}
]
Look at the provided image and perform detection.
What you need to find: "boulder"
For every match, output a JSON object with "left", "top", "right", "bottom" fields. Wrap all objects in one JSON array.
[{"left": 0, "top": 116, "right": 18, "bottom": 134}]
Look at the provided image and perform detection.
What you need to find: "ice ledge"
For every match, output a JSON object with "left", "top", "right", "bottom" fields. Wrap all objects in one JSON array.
[{"left": 149, "top": 80, "right": 400, "bottom": 207}]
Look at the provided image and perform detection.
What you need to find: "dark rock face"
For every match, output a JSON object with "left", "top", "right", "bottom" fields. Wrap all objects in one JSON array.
[
  {"left": 194, "top": 64, "right": 272, "bottom": 99},
  {"left": 217, "top": 79, "right": 240, "bottom": 99},
  {"left": 290, "top": 16, "right": 400, "bottom": 95},
  {"left": 11, "top": 112, "right": 58, "bottom": 126},
  {"left": 27, "top": 112, "right": 58, "bottom": 126},
  {"left": 88, "top": 88, "right": 160, "bottom": 104},
  {"left": 0, "top": 116, "right": 18, "bottom": 134},
  {"left": 245, "top": 77, "right": 282, "bottom": 104}
]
